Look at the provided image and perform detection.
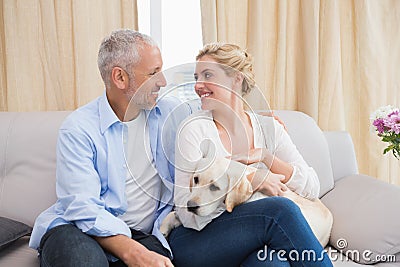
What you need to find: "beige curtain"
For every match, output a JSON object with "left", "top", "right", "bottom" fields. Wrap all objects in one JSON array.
[
  {"left": 200, "top": 0, "right": 400, "bottom": 185},
  {"left": 0, "top": 0, "right": 138, "bottom": 111}
]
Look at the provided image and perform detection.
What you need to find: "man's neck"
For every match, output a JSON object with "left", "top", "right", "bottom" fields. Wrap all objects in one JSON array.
[{"left": 106, "top": 90, "right": 140, "bottom": 122}]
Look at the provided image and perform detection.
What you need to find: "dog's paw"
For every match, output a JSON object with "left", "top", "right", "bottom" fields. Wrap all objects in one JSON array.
[
  {"left": 160, "top": 224, "right": 171, "bottom": 237},
  {"left": 160, "top": 211, "right": 181, "bottom": 237}
]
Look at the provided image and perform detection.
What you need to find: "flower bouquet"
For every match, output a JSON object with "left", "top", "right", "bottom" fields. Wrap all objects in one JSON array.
[{"left": 370, "top": 105, "right": 400, "bottom": 159}]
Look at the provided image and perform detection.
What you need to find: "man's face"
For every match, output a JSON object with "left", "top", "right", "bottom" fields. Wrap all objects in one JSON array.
[{"left": 127, "top": 45, "right": 166, "bottom": 110}]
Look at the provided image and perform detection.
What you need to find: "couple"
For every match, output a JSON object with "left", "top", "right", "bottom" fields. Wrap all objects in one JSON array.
[{"left": 29, "top": 29, "right": 332, "bottom": 267}]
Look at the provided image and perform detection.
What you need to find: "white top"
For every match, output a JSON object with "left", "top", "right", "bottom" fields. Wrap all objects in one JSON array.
[
  {"left": 119, "top": 111, "right": 162, "bottom": 233},
  {"left": 174, "top": 110, "right": 320, "bottom": 230}
]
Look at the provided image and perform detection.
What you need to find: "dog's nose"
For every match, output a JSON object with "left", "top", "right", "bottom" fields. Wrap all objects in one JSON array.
[{"left": 187, "top": 200, "right": 199, "bottom": 214}]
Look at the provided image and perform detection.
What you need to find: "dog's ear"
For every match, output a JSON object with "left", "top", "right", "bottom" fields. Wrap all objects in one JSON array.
[
  {"left": 189, "top": 175, "right": 193, "bottom": 193},
  {"left": 225, "top": 162, "right": 254, "bottom": 212},
  {"left": 200, "top": 139, "right": 216, "bottom": 159}
]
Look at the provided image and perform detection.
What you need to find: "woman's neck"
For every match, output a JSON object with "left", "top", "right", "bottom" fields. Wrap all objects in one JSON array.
[
  {"left": 212, "top": 103, "right": 250, "bottom": 135},
  {"left": 212, "top": 102, "right": 254, "bottom": 155}
]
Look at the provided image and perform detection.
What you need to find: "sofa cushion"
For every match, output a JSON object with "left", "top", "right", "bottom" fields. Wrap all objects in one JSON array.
[
  {"left": 0, "top": 217, "right": 32, "bottom": 251},
  {"left": 0, "top": 236, "right": 39, "bottom": 266},
  {"left": 322, "top": 175, "right": 400, "bottom": 264},
  {"left": 0, "top": 112, "right": 70, "bottom": 226}
]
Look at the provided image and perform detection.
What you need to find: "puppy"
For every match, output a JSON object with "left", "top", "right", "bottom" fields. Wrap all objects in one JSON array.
[{"left": 161, "top": 157, "right": 333, "bottom": 247}]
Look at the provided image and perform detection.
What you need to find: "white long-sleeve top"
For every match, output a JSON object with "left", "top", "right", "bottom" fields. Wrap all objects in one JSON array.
[{"left": 174, "top": 110, "right": 320, "bottom": 231}]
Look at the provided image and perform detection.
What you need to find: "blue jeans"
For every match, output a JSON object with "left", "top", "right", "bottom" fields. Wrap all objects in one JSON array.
[
  {"left": 169, "top": 197, "right": 333, "bottom": 267},
  {"left": 38, "top": 224, "right": 171, "bottom": 267}
]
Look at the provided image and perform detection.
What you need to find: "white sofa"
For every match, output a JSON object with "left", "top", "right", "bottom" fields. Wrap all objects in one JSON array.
[{"left": 0, "top": 110, "right": 398, "bottom": 266}]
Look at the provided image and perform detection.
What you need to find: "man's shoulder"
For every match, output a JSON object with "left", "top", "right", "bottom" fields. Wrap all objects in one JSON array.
[
  {"left": 156, "top": 96, "right": 193, "bottom": 124},
  {"left": 157, "top": 96, "right": 200, "bottom": 115},
  {"left": 157, "top": 95, "right": 182, "bottom": 107},
  {"left": 60, "top": 97, "right": 101, "bottom": 133}
]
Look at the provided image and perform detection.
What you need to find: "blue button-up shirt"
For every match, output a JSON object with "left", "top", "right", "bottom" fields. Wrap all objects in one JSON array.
[{"left": 29, "top": 92, "right": 193, "bottom": 255}]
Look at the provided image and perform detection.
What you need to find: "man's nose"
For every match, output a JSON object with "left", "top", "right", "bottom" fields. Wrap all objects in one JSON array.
[{"left": 155, "top": 72, "right": 167, "bottom": 87}]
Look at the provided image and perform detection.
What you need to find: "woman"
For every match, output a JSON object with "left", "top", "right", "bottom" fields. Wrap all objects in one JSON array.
[{"left": 169, "top": 43, "right": 332, "bottom": 267}]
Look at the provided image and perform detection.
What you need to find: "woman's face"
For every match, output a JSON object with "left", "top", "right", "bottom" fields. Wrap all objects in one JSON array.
[{"left": 194, "top": 55, "right": 239, "bottom": 111}]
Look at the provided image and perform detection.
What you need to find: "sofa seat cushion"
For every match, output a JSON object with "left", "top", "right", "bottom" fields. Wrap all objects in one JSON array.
[
  {"left": 0, "top": 236, "right": 38, "bottom": 266},
  {"left": 326, "top": 246, "right": 364, "bottom": 266},
  {"left": 322, "top": 175, "right": 400, "bottom": 264},
  {"left": 327, "top": 246, "right": 399, "bottom": 266},
  {"left": 0, "top": 217, "right": 32, "bottom": 250}
]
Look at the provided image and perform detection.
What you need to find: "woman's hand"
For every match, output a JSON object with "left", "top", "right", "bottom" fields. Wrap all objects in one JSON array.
[{"left": 249, "top": 169, "right": 287, "bottom": 197}]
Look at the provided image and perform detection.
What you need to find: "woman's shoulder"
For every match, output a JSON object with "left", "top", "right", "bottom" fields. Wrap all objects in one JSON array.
[
  {"left": 249, "top": 112, "right": 278, "bottom": 131},
  {"left": 178, "top": 110, "right": 214, "bottom": 131}
]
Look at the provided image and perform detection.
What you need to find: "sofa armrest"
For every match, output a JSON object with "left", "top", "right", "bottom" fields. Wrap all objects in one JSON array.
[
  {"left": 322, "top": 174, "right": 400, "bottom": 264},
  {"left": 324, "top": 131, "right": 358, "bottom": 181}
]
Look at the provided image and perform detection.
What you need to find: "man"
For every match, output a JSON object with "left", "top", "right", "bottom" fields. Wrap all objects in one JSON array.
[{"left": 29, "top": 29, "right": 190, "bottom": 266}]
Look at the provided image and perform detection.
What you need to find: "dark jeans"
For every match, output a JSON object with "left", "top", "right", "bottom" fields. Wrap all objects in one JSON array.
[
  {"left": 169, "top": 197, "right": 333, "bottom": 267},
  {"left": 38, "top": 224, "right": 171, "bottom": 267}
]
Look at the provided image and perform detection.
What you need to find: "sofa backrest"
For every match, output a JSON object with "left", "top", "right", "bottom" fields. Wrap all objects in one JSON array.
[
  {"left": 0, "top": 109, "right": 335, "bottom": 227},
  {"left": 0, "top": 112, "right": 70, "bottom": 227},
  {"left": 273, "top": 110, "right": 335, "bottom": 197}
]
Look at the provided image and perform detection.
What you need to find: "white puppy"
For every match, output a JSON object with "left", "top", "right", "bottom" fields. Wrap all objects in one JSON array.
[{"left": 161, "top": 157, "right": 333, "bottom": 247}]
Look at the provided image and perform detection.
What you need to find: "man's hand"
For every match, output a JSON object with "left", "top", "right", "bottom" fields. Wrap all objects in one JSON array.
[
  {"left": 94, "top": 235, "right": 174, "bottom": 267},
  {"left": 124, "top": 249, "right": 173, "bottom": 267},
  {"left": 258, "top": 111, "right": 288, "bottom": 132}
]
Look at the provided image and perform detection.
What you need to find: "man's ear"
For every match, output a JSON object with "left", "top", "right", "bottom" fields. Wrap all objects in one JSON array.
[
  {"left": 111, "top": 67, "right": 128, "bottom": 89},
  {"left": 225, "top": 167, "right": 253, "bottom": 212}
]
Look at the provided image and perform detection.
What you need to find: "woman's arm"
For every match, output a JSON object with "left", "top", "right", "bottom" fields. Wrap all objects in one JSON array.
[
  {"left": 271, "top": 120, "right": 320, "bottom": 199},
  {"left": 232, "top": 118, "right": 320, "bottom": 199},
  {"left": 231, "top": 148, "right": 294, "bottom": 182}
]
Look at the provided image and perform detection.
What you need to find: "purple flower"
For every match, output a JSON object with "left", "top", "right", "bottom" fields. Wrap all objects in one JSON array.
[
  {"left": 371, "top": 106, "right": 400, "bottom": 160},
  {"left": 373, "top": 118, "right": 385, "bottom": 134},
  {"left": 383, "top": 111, "right": 400, "bottom": 134}
]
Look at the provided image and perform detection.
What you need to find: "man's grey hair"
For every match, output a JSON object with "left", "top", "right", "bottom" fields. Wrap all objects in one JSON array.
[{"left": 98, "top": 29, "right": 157, "bottom": 87}]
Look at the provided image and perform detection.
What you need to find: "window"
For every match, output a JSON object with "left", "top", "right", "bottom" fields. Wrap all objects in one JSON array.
[{"left": 138, "top": 0, "right": 202, "bottom": 101}]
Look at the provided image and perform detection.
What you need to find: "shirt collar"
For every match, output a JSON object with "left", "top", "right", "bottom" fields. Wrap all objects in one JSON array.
[
  {"left": 99, "top": 91, "right": 121, "bottom": 134},
  {"left": 99, "top": 91, "right": 162, "bottom": 134}
]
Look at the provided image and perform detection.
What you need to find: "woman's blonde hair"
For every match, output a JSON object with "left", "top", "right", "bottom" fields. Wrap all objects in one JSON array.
[{"left": 196, "top": 43, "right": 255, "bottom": 96}]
